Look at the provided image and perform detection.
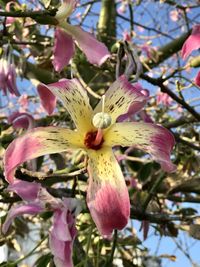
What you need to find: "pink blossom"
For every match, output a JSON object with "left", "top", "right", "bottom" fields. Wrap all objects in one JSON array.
[
  {"left": 2, "top": 180, "right": 80, "bottom": 267},
  {"left": 181, "top": 24, "right": 200, "bottom": 60},
  {"left": 53, "top": 0, "right": 110, "bottom": 71},
  {"left": 123, "top": 30, "right": 132, "bottom": 42},
  {"left": 4, "top": 76, "right": 176, "bottom": 239},
  {"left": 156, "top": 91, "right": 173, "bottom": 106}
]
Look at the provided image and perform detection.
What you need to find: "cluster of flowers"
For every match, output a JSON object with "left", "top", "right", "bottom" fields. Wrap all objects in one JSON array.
[{"left": 5, "top": 1, "right": 200, "bottom": 267}]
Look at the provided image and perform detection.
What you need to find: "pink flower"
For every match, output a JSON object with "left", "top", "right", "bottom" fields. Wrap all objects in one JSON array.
[
  {"left": 18, "top": 94, "right": 29, "bottom": 111},
  {"left": 0, "top": 58, "right": 20, "bottom": 96},
  {"left": 195, "top": 71, "right": 200, "bottom": 87},
  {"left": 4, "top": 76, "right": 176, "bottom": 238},
  {"left": 181, "top": 24, "right": 200, "bottom": 60},
  {"left": 52, "top": 0, "right": 110, "bottom": 71},
  {"left": 156, "top": 91, "right": 173, "bottom": 106},
  {"left": 2, "top": 180, "right": 80, "bottom": 267}
]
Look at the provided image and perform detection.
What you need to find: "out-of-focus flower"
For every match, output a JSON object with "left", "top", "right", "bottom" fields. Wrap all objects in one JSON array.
[
  {"left": 2, "top": 180, "right": 81, "bottom": 267},
  {"left": 181, "top": 24, "right": 200, "bottom": 60},
  {"left": 52, "top": 0, "right": 110, "bottom": 72},
  {"left": 0, "top": 58, "right": 20, "bottom": 96},
  {"left": 141, "top": 43, "right": 157, "bottom": 60},
  {"left": 195, "top": 71, "right": 200, "bottom": 87},
  {"left": 123, "top": 30, "right": 132, "bottom": 42},
  {"left": 169, "top": 10, "right": 179, "bottom": 22},
  {"left": 18, "top": 94, "right": 29, "bottom": 112},
  {"left": 156, "top": 91, "right": 173, "bottom": 106},
  {"left": 4, "top": 75, "right": 176, "bottom": 238},
  {"left": 8, "top": 112, "right": 34, "bottom": 130}
]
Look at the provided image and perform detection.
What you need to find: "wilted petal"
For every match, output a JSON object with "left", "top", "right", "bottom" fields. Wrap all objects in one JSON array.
[
  {"left": 4, "top": 126, "right": 83, "bottom": 183},
  {"left": 7, "top": 180, "right": 41, "bottom": 201},
  {"left": 38, "top": 79, "right": 93, "bottom": 134},
  {"left": 87, "top": 147, "right": 130, "bottom": 238},
  {"left": 51, "top": 209, "right": 72, "bottom": 242},
  {"left": 2, "top": 203, "right": 43, "bottom": 234},
  {"left": 181, "top": 24, "right": 200, "bottom": 59},
  {"left": 49, "top": 204, "right": 78, "bottom": 267},
  {"left": 49, "top": 234, "right": 74, "bottom": 267},
  {"left": 195, "top": 71, "right": 200, "bottom": 87},
  {"left": 53, "top": 28, "right": 75, "bottom": 72},
  {"left": 104, "top": 122, "right": 176, "bottom": 172},
  {"left": 8, "top": 112, "right": 34, "bottom": 129},
  {"left": 94, "top": 75, "right": 148, "bottom": 125},
  {"left": 7, "top": 64, "right": 20, "bottom": 96},
  {"left": 65, "top": 24, "right": 110, "bottom": 66}
]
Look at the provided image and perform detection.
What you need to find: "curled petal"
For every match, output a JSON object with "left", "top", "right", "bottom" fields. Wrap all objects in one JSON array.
[
  {"left": 87, "top": 147, "right": 130, "bottom": 238},
  {"left": 94, "top": 75, "right": 148, "bottom": 125},
  {"left": 64, "top": 24, "right": 110, "bottom": 66},
  {"left": 2, "top": 203, "right": 43, "bottom": 234},
  {"left": 195, "top": 71, "right": 200, "bottom": 87},
  {"left": 8, "top": 112, "right": 34, "bottom": 130},
  {"left": 4, "top": 126, "right": 83, "bottom": 183},
  {"left": 104, "top": 122, "right": 176, "bottom": 172},
  {"left": 37, "top": 85, "right": 57, "bottom": 115},
  {"left": 38, "top": 79, "right": 93, "bottom": 134},
  {"left": 53, "top": 28, "right": 75, "bottom": 72},
  {"left": 181, "top": 24, "right": 200, "bottom": 59},
  {"left": 56, "top": 0, "right": 77, "bottom": 21},
  {"left": 7, "top": 180, "right": 41, "bottom": 201}
]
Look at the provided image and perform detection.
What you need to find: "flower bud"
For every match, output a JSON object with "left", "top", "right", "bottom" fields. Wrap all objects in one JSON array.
[{"left": 92, "top": 112, "right": 112, "bottom": 129}]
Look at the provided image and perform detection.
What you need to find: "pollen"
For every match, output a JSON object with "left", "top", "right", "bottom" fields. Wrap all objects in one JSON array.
[{"left": 84, "top": 131, "right": 104, "bottom": 150}]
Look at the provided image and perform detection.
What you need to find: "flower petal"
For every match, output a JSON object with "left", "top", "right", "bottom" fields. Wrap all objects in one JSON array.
[
  {"left": 7, "top": 64, "right": 20, "bottom": 96},
  {"left": 104, "top": 122, "right": 176, "bottom": 172},
  {"left": 37, "top": 79, "right": 93, "bottom": 134},
  {"left": 49, "top": 234, "right": 74, "bottom": 267},
  {"left": 181, "top": 24, "right": 200, "bottom": 60},
  {"left": 93, "top": 75, "right": 148, "bottom": 125},
  {"left": 64, "top": 24, "right": 110, "bottom": 66},
  {"left": 4, "top": 126, "right": 83, "bottom": 183},
  {"left": 7, "top": 180, "right": 41, "bottom": 201},
  {"left": 37, "top": 85, "right": 57, "bottom": 115},
  {"left": 87, "top": 147, "right": 130, "bottom": 238},
  {"left": 53, "top": 28, "right": 75, "bottom": 72},
  {"left": 51, "top": 209, "right": 72, "bottom": 242},
  {"left": 2, "top": 203, "right": 43, "bottom": 234},
  {"left": 49, "top": 206, "right": 77, "bottom": 267},
  {"left": 195, "top": 71, "right": 200, "bottom": 87}
]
